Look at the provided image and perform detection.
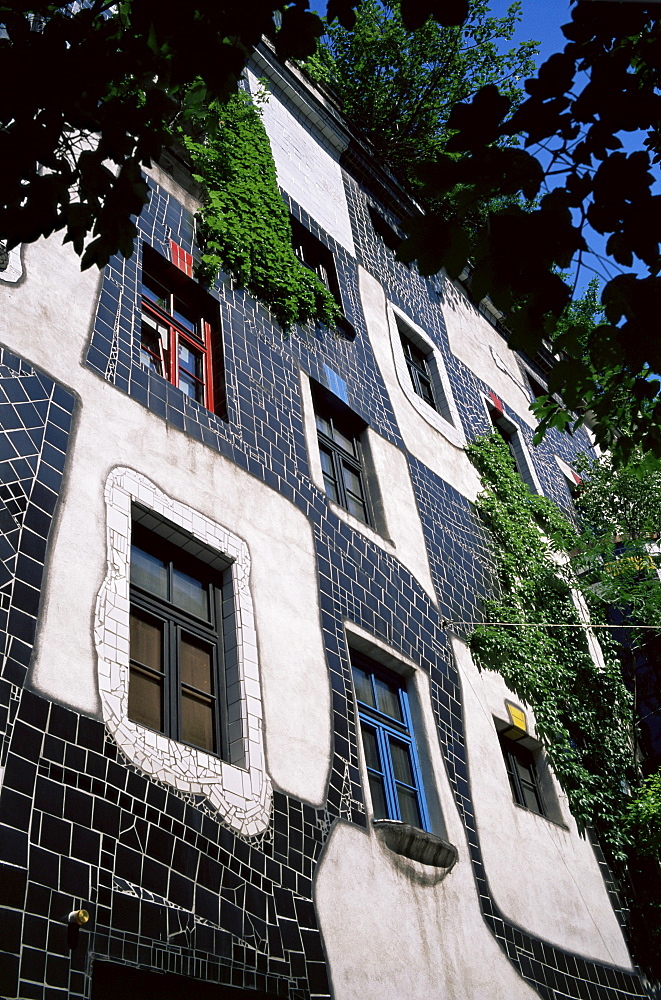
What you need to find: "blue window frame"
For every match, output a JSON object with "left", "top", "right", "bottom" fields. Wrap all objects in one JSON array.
[{"left": 351, "top": 650, "right": 430, "bottom": 831}]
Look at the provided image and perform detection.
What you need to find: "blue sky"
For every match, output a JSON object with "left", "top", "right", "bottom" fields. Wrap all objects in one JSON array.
[
  {"left": 309, "top": 0, "right": 574, "bottom": 67},
  {"left": 306, "top": 1, "right": 655, "bottom": 293},
  {"left": 487, "top": 0, "right": 572, "bottom": 64}
]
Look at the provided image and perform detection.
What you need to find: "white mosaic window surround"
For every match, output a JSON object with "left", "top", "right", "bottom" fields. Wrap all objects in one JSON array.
[
  {"left": 0, "top": 244, "right": 24, "bottom": 283},
  {"left": 95, "top": 468, "right": 272, "bottom": 837},
  {"left": 387, "top": 303, "right": 465, "bottom": 448}
]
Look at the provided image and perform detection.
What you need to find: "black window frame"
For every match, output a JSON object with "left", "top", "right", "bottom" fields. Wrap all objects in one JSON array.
[
  {"left": 129, "top": 521, "right": 229, "bottom": 759},
  {"left": 499, "top": 734, "right": 546, "bottom": 817},
  {"left": 400, "top": 331, "right": 439, "bottom": 412},
  {"left": 290, "top": 216, "right": 355, "bottom": 339},
  {"left": 312, "top": 384, "right": 373, "bottom": 527},
  {"left": 488, "top": 405, "right": 536, "bottom": 491},
  {"left": 394, "top": 313, "right": 455, "bottom": 425}
]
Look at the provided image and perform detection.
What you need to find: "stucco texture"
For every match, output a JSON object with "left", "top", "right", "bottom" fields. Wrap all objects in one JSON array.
[{"left": 2, "top": 237, "right": 333, "bottom": 810}]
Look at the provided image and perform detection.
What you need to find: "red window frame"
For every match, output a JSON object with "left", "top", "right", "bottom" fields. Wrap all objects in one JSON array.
[{"left": 140, "top": 247, "right": 216, "bottom": 413}]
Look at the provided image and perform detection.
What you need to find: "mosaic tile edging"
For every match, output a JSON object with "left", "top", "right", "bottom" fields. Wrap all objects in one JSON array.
[{"left": 94, "top": 467, "right": 272, "bottom": 837}]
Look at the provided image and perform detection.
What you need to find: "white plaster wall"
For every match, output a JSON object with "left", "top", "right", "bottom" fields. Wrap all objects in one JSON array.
[
  {"left": 315, "top": 646, "right": 542, "bottom": 1000},
  {"left": 359, "top": 266, "right": 482, "bottom": 502},
  {"left": 315, "top": 822, "right": 542, "bottom": 1000},
  {"left": 0, "top": 235, "right": 332, "bottom": 810},
  {"left": 246, "top": 68, "right": 356, "bottom": 255},
  {"left": 452, "top": 636, "right": 632, "bottom": 968},
  {"left": 299, "top": 372, "right": 437, "bottom": 603},
  {"left": 440, "top": 277, "right": 536, "bottom": 428}
]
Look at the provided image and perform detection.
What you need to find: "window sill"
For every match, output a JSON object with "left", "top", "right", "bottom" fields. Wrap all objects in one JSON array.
[
  {"left": 373, "top": 819, "right": 458, "bottom": 870},
  {"left": 512, "top": 802, "right": 569, "bottom": 831},
  {"left": 328, "top": 500, "right": 395, "bottom": 551}
]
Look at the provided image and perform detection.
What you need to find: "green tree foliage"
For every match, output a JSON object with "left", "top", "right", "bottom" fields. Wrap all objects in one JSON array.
[
  {"left": 572, "top": 451, "right": 661, "bottom": 629},
  {"left": 303, "top": 0, "right": 537, "bottom": 184},
  {"left": 0, "top": 0, "right": 454, "bottom": 272},
  {"left": 181, "top": 92, "right": 339, "bottom": 330},
  {"left": 467, "top": 432, "right": 661, "bottom": 976},
  {"left": 400, "top": 3, "right": 661, "bottom": 466},
  {"left": 625, "top": 771, "right": 661, "bottom": 860}
]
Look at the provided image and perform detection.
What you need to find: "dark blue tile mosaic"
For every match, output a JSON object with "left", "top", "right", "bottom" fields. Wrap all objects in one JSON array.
[{"left": 0, "top": 151, "right": 647, "bottom": 1000}]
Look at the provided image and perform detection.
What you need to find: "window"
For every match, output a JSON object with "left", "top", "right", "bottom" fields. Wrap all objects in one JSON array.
[
  {"left": 140, "top": 245, "right": 224, "bottom": 413},
  {"left": 351, "top": 651, "right": 430, "bottom": 830},
  {"left": 487, "top": 399, "right": 541, "bottom": 493},
  {"left": 499, "top": 734, "right": 546, "bottom": 816},
  {"left": 389, "top": 307, "right": 462, "bottom": 440},
  {"left": 98, "top": 470, "right": 272, "bottom": 836},
  {"left": 313, "top": 384, "right": 373, "bottom": 526},
  {"left": 400, "top": 330, "right": 439, "bottom": 411},
  {"left": 290, "top": 216, "right": 354, "bottom": 338},
  {"left": 368, "top": 205, "right": 403, "bottom": 254},
  {"left": 129, "top": 520, "right": 229, "bottom": 757},
  {"left": 489, "top": 405, "right": 518, "bottom": 461}
]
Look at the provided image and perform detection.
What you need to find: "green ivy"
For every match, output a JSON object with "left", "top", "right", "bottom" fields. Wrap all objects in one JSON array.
[
  {"left": 466, "top": 432, "right": 635, "bottom": 855},
  {"left": 180, "top": 91, "right": 340, "bottom": 331},
  {"left": 467, "top": 432, "right": 661, "bottom": 976}
]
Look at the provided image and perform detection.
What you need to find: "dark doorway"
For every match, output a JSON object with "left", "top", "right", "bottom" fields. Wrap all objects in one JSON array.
[{"left": 91, "top": 961, "right": 282, "bottom": 1000}]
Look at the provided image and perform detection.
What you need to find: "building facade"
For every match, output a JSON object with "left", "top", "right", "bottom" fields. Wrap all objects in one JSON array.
[{"left": 0, "top": 45, "right": 648, "bottom": 1000}]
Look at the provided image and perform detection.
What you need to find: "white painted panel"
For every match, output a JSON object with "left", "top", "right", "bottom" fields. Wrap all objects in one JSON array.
[
  {"left": 452, "top": 636, "right": 632, "bottom": 967},
  {"left": 359, "top": 266, "right": 482, "bottom": 502},
  {"left": 247, "top": 68, "right": 355, "bottom": 255},
  {"left": 441, "top": 276, "right": 537, "bottom": 427}
]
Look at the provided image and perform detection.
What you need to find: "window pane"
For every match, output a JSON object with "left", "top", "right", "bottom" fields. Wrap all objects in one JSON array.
[
  {"left": 322, "top": 474, "right": 339, "bottom": 503},
  {"left": 142, "top": 274, "right": 170, "bottom": 311},
  {"left": 361, "top": 726, "right": 381, "bottom": 771},
  {"left": 346, "top": 492, "right": 368, "bottom": 524},
  {"left": 390, "top": 739, "right": 414, "bottom": 785},
  {"left": 342, "top": 464, "right": 364, "bottom": 500},
  {"left": 128, "top": 666, "right": 164, "bottom": 732},
  {"left": 180, "top": 373, "right": 204, "bottom": 404},
  {"left": 315, "top": 414, "right": 331, "bottom": 437},
  {"left": 521, "top": 781, "right": 544, "bottom": 815},
  {"left": 129, "top": 611, "right": 164, "bottom": 732},
  {"left": 368, "top": 773, "right": 389, "bottom": 820},
  {"left": 173, "top": 298, "right": 197, "bottom": 336},
  {"left": 131, "top": 544, "right": 168, "bottom": 599},
  {"left": 319, "top": 446, "right": 339, "bottom": 502},
  {"left": 397, "top": 785, "right": 422, "bottom": 828},
  {"left": 173, "top": 567, "right": 209, "bottom": 619},
  {"left": 181, "top": 689, "right": 215, "bottom": 752},
  {"left": 178, "top": 341, "right": 205, "bottom": 403},
  {"left": 319, "top": 447, "right": 335, "bottom": 477},
  {"left": 180, "top": 635, "right": 213, "bottom": 693},
  {"left": 418, "top": 375, "right": 436, "bottom": 408},
  {"left": 333, "top": 427, "right": 355, "bottom": 456},
  {"left": 352, "top": 665, "right": 375, "bottom": 707},
  {"left": 140, "top": 314, "right": 167, "bottom": 375},
  {"left": 130, "top": 610, "right": 163, "bottom": 673},
  {"left": 374, "top": 676, "right": 402, "bottom": 721}
]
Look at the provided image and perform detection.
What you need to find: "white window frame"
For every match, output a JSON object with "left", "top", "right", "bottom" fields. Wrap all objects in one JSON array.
[
  {"left": 387, "top": 303, "right": 465, "bottom": 448},
  {"left": 95, "top": 468, "right": 272, "bottom": 837}
]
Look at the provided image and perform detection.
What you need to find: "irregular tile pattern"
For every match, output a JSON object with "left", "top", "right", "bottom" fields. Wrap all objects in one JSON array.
[{"left": 0, "top": 153, "right": 647, "bottom": 1000}]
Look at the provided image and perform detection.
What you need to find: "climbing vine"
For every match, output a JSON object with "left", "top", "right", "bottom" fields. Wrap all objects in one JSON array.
[
  {"left": 467, "top": 432, "right": 661, "bottom": 977},
  {"left": 466, "top": 432, "right": 635, "bottom": 854},
  {"left": 180, "top": 91, "right": 340, "bottom": 331}
]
